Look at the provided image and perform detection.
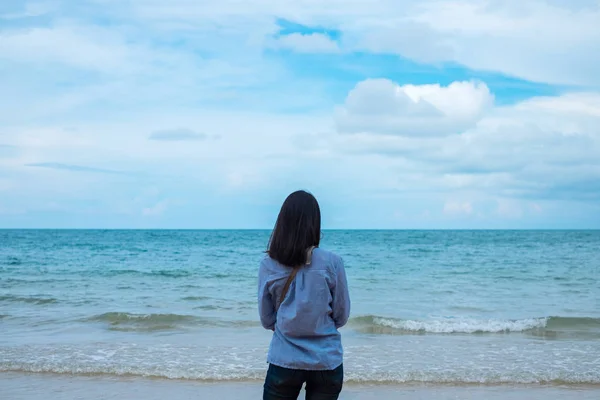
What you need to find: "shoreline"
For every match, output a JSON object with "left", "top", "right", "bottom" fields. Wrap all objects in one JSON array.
[
  {"left": 2, "top": 370, "right": 600, "bottom": 388},
  {"left": 3, "top": 372, "right": 600, "bottom": 400}
]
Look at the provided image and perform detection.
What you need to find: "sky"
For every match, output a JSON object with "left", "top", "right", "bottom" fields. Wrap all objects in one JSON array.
[{"left": 1, "top": 0, "right": 600, "bottom": 229}]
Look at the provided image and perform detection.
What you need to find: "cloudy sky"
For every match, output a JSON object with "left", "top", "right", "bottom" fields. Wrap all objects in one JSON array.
[{"left": 1, "top": 0, "right": 600, "bottom": 229}]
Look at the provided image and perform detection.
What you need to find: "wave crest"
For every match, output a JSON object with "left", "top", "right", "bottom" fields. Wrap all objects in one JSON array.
[
  {"left": 1, "top": 365, "right": 599, "bottom": 385},
  {"left": 85, "top": 312, "right": 258, "bottom": 331},
  {"left": 349, "top": 316, "right": 600, "bottom": 335},
  {"left": 0, "top": 295, "right": 58, "bottom": 305}
]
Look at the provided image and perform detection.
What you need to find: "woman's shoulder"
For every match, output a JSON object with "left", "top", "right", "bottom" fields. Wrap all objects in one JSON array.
[
  {"left": 312, "top": 248, "right": 343, "bottom": 269},
  {"left": 260, "top": 254, "right": 278, "bottom": 268},
  {"left": 261, "top": 248, "right": 342, "bottom": 271},
  {"left": 260, "top": 254, "right": 292, "bottom": 271},
  {"left": 259, "top": 256, "right": 286, "bottom": 280}
]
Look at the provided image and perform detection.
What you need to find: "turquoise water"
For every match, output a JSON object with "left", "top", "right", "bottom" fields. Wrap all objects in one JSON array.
[{"left": 1, "top": 230, "right": 599, "bottom": 384}]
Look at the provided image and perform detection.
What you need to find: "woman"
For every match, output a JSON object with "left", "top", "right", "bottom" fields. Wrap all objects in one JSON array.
[{"left": 258, "top": 190, "right": 351, "bottom": 400}]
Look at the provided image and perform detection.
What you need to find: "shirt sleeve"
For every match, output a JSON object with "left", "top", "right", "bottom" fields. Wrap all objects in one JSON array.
[
  {"left": 331, "top": 256, "right": 351, "bottom": 329},
  {"left": 258, "top": 259, "right": 276, "bottom": 331}
]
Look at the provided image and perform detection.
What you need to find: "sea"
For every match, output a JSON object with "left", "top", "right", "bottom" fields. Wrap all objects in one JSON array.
[{"left": 1, "top": 230, "right": 599, "bottom": 387}]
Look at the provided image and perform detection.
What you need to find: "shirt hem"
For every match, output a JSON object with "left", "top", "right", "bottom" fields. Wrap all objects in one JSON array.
[{"left": 267, "top": 359, "right": 343, "bottom": 371}]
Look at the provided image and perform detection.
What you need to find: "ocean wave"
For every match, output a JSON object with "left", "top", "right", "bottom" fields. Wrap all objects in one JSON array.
[
  {"left": 85, "top": 312, "right": 198, "bottom": 332},
  {"left": 193, "top": 305, "right": 234, "bottom": 311},
  {"left": 0, "top": 295, "right": 58, "bottom": 305},
  {"left": 96, "top": 269, "right": 193, "bottom": 278},
  {"left": 150, "top": 270, "right": 192, "bottom": 278},
  {"left": 3, "top": 256, "right": 22, "bottom": 266},
  {"left": 349, "top": 316, "right": 600, "bottom": 335},
  {"left": 181, "top": 296, "right": 211, "bottom": 301},
  {"left": 546, "top": 316, "right": 600, "bottom": 330},
  {"left": 85, "top": 312, "right": 258, "bottom": 331},
  {"left": 88, "top": 312, "right": 196, "bottom": 324},
  {"left": 1, "top": 365, "right": 598, "bottom": 385}
]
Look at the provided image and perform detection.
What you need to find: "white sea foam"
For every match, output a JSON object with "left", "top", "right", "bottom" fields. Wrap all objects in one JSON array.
[
  {"left": 2, "top": 340, "right": 599, "bottom": 385},
  {"left": 2, "top": 362, "right": 599, "bottom": 385},
  {"left": 370, "top": 316, "right": 548, "bottom": 333}
]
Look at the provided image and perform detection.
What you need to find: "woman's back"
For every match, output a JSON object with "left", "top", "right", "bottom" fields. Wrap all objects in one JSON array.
[
  {"left": 259, "top": 247, "right": 350, "bottom": 370},
  {"left": 258, "top": 190, "right": 350, "bottom": 400}
]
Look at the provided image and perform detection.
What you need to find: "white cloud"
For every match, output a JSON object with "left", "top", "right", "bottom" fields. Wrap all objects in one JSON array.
[
  {"left": 513, "top": 92, "right": 600, "bottom": 118},
  {"left": 0, "top": 20, "right": 279, "bottom": 124},
  {"left": 344, "top": 0, "right": 600, "bottom": 86},
  {"left": 0, "top": 26, "right": 131, "bottom": 72},
  {"left": 335, "top": 79, "right": 493, "bottom": 136},
  {"left": 0, "top": 1, "right": 57, "bottom": 19},
  {"left": 443, "top": 201, "right": 474, "bottom": 216},
  {"left": 225, "top": 168, "right": 261, "bottom": 189},
  {"left": 328, "top": 80, "right": 600, "bottom": 202},
  {"left": 142, "top": 200, "right": 170, "bottom": 216},
  {"left": 495, "top": 198, "right": 523, "bottom": 219},
  {"left": 530, "top": 203, "right": 542, "bottom": 213},
  {"left": 269, "top": 32, "right": 339, "bottom": 53},
  {"left": 109, "top": 0, "right": 600, "bottom": 86},
  {"left": 407, "top": 0, "right": 600, "bottom": 85},
  {"left": 149, "top": 129, "right": 208, "bottom": 141}
]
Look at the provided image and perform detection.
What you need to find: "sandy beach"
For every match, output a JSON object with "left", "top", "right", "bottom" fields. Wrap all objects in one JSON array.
[{"left": 2, "top": 373, "right": 600, "bottom": 400}]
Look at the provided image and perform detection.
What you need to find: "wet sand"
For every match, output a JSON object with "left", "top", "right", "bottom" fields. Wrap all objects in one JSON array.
[{"left": 2, "top": 373, "right": 599, "bottom": 400}]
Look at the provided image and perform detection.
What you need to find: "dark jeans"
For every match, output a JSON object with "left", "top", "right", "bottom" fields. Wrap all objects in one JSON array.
[{"left": 263, "top": 363, "right": 344, "bottom": 400}]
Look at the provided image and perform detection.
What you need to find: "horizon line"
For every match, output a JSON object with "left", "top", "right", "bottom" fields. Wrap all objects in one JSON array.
[{"left": 1, "top": 228, "right": 599, "bottom": 231}]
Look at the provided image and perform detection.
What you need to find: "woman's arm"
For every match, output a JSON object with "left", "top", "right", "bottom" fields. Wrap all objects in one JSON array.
[
  {"left": 258, "top": 260, "right": 276, "bottom": 331},
  {"left": 331, "top": 256, "right": 351, "bottom": 329}
]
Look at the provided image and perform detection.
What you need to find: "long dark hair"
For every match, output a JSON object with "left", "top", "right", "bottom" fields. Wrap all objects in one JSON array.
[{"left": 267, "top": 190, "right": 321, "bottom": 267}]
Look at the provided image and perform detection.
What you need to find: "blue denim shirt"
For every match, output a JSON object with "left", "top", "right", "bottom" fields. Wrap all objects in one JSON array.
[{"left": 258, "top": 248, "right": 351, "bottom": 371}]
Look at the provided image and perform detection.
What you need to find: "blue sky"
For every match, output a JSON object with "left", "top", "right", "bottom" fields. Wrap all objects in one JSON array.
[{"left": 1, "top": 0, "right": 600, "bottom": 229}]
